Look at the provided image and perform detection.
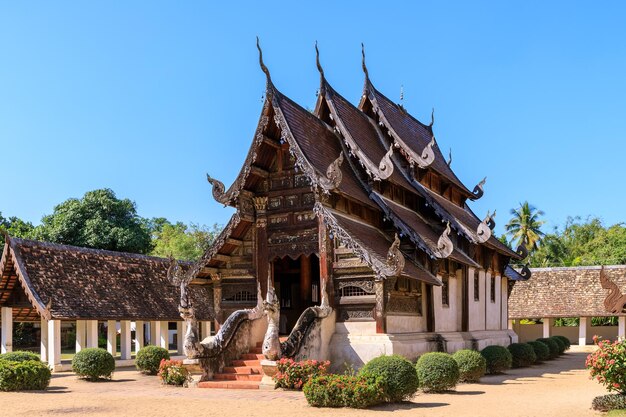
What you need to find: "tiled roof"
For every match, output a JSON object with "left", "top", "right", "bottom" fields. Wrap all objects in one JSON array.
[
  {"left": 508, "top": 266, "right": 626, "bottom": 318},
  {"left": 0, "top": 238, "right": 214, "bottom": 321}
]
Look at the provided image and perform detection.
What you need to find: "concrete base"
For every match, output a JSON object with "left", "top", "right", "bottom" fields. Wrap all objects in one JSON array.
[
  {"left": 182, "top": 358, "right": 203, "bottom": 387},
  {"left": 259, "top": 359, "right": 277, "bottom": 390}
]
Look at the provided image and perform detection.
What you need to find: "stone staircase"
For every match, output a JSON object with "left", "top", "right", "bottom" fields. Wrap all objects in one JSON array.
[{"left": 197, "top": 342, "right": 264, "bottom": 389}]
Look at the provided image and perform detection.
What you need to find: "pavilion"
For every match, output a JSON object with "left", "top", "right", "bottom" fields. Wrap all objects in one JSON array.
[{"left": 0, "top": 236, "right": 214, "bottom": 370}]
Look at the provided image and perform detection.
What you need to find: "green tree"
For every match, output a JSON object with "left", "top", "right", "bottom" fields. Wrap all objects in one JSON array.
[
  {"left": 149, "top": 220, "right": 221, "bottom": 261},
  {"left": 505, "top": 202, "right": 546, "bottom": 251},
  {"left": 0, "top": 212, "right": 35, "bottom": 247},
  {"left": 33, "top": 189, "right": 151, "bottom": 254}
]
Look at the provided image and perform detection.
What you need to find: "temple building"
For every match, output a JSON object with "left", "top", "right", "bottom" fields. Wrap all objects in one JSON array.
[{"left": 175, "top": 41, "right": 530, "bottom": 382}]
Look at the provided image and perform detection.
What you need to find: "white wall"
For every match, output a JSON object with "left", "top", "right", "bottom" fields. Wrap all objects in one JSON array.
[
  {"left": 468, "top": 268, "right": 486, "bottom": 331},
  {"left": 485, "top": 273, "right": 502, "bottom": 330},
  {"left": 434, "top": 273, "right": 459, "bottom": 332}
]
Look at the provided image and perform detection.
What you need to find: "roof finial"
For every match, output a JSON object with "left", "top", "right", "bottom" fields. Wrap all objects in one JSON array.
[
  {"left": 430, "top": 108, "right": 435, "bottom": 127},
  {"left": 400, "top": 85, "right": 404, "bottom": 103},
  {"left": 447, "top": 148, "right": 452, "bottom": 167},
  {"left": 256, "top": 36, "right": 271, "bottom": 81},
  {"left": 315, "top": 41, "right": 324, "bottom": 79},
  {"left": 361, "top": 42, "right": 369, "bottom": 79}
]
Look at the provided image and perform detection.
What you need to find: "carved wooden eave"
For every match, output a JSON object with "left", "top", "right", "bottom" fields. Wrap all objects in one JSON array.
[
  {"left": 3, "top": 238, "right": 51, "bottom": 320},
  {"left": 206, "top": 99, "right": 272, "bottom": 207},
  {"left": 320, "top": 83, "right": 394, "bottom": 182}
]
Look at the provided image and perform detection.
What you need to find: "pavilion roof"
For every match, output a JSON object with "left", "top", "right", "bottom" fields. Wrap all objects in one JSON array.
[
  {"left": 508, "top": 265, "right": 626, "bottom": 319},
  {"left": 0, "top": 237, "right": 214, "bottom": 321}
]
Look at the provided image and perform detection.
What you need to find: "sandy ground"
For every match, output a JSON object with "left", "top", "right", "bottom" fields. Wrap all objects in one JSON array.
[{"left": 0, "top": 351, "right": 608, "bottom": 417}]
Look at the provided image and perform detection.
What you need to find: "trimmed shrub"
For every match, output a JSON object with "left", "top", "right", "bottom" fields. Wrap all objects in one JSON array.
[
  {"left": 549, "top": 336, "right": 566, "bottom": 355},
  {"left": 274, "top": 358, "right": 330, "bottom": 390},
  {"left": 586, "top": 337, "right": 626, "bottom": 394},
  {"left": 72, "top": 348, "right": 115, "bottom": 381},
  {"left": 0, "top": 351, "right": 40, "bottom": 362},
  {"left": 553, "top": 335, "right": 571, "bottom": 351},
  {"left": 136, "top": 345, "right": 170, "bottom": 375},
  {"left": 528, "top": 341, "right": 550, "bottom": 362},
  {"left": 536, "top": 338, "right": 559, "bottom": 359},
  {"left": 592, "top": 394, "right": 626, "bottom": 412},
  {"left": 359, "top": 354, "right": 419, "bottom": 401},
  {"left": 415, "top": 352, "right": 459, "bottom": 392},
  {"left": 0, "top": 359, "right": 51, "bottom": 391},
  {"left": 480, "top": 345, "right": 512, "bottom": 374},
  {"left": 157, "top": 359, "right": 190, "bottom": 386},
  {"left": 507, "top": 343, "right": 537, "bottom": 368},
  {"left": 303, "top": 373, "right": 386, "bottom": 408},
  {"left": 452, "top": 349, "right": 486, "bottom": 382}
]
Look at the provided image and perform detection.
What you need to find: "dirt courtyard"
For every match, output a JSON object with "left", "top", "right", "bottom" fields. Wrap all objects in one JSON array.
[{"left": 0, "top": 351, "right": 609, "bottom": 417}]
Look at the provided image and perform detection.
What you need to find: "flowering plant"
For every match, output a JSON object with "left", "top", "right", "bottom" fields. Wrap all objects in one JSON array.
[
  {"left": 157, "top": 359, "right": 191, "bottom": 386},
  {"left": 273, "top": 358, "right": 330, "bottom": 390},
  {"left": 586, "top": 336, "right": 626, "bottom": 394}
]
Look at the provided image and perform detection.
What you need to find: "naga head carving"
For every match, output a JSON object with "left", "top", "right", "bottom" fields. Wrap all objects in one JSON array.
[
  {"left": 415, "top": 136, "right": 436, "bottom": 168},
  {"left": 206, "top": 174, "right": 228, "bottom": 204},
  {"left": 472, "top": 177, "right": 487, "bottom": 200},
  {"left": 477, "top": 210, "right": 496, "bottom": 244},
  {"left": 168, "top": 256, "right": 192, "bottom": 311},
  {"left": 516, "top": 242, "right": 529, "bottom": 260},
  {"left": 377, "top": 145, "right": 394, "bottom": 180},
  {"left": 436, "top": 222, "right": 454, "bottom": 259},
  {"left": 519, "top": 264, "right": 532, "bottom": 280},
  {"left": 319, "top": 153, "right": 344, "bottom": 191},
  {"left": 383, "top": 233, "right": 405, "bottom": 276}
]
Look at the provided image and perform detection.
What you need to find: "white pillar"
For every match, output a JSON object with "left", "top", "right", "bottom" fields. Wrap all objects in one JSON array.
[
  {"left": 75, "top": 320, "right": 86, "bottom": 353},
  {"left": 176, "top": 321, "right": 184, "bottom": 354},
  {"left": 201, "top": 321, "right": 211, "bottom": 339},
  {"left": 134, "top": 321, "right": 144, "bottom": 353},
  {"left": 1, "top": 307, "right": 13, "bottom": 353},
  {"left": 618, "top": 317, "right": 626, "bottom": 341},
  {"left": 579, "top": 317, "right": 588, "bottom": 346},
  {"left": 86, "top": 320, "right": 98, "bottom": 348},
  {"left": 107, "top": 320, "right": 117, "bottom": 357},
  {"left": 40, "top": 317, "right": 48, "bottom": 362},
  {"left": 48, "top": 319, "right": 61, "bottom": 370},
  {"left": 120, "top": 320, "right": 131, "bottom": 360},
  {"left": 160, "top": 321, "right": 168, "bottom": 349},
  {"left": 149, "top": 321, "right": 158, "bottom": 346},
  {"left": 542, "top": 318, "right": 551, "bottom": 338}
]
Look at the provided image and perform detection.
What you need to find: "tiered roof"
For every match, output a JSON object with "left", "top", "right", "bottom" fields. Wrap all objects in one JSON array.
[{"left": 197, "top": 41, "right": 525, "bottom": 284}]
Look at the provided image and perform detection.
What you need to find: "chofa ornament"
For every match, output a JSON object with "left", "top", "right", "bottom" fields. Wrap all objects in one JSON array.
[
  {"left": 600, "top": 266, "right": 626, "bottom": 314},
  {"left": 472, "top": 177, "right": 486, "bottom": 199},
  {"left": 435, "top": 222, "right": 454, "bottom": 258},
  {"left": 476, "top": 210, "right": 496, "bottom": 244}
]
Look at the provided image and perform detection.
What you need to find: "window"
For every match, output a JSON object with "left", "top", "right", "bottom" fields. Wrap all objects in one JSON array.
[
  {"left": 442, "top": 276, "right": 449, "bottom": 307},
  {"left": 473, "top": 271, "right": 480, "bottom": 301},
  {"left": 341, "top": 286, "right": 368, "bottom": 297},
  {"left": 490, "top": 276, "right": 496, "bottom": 303},
  {"left": 224, "top": 291, "right": 257, "bottom": 302}
]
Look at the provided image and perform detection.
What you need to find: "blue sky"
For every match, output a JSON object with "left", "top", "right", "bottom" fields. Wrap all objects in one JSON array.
[{"left": 1, "top": 2, "right": 625, "bottom": 236}]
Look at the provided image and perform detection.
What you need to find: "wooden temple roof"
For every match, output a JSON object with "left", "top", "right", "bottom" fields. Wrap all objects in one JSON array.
[
  {"left": 509, "top": 266, "right": 626, "bottom": 318},
  {"left": 0, "top": 237, "right": 214, "bottom": 321}
]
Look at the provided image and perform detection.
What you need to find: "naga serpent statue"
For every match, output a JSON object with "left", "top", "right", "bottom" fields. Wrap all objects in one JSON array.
[{"left": 262, "top": 284, "right": 281, "bottom": 360}]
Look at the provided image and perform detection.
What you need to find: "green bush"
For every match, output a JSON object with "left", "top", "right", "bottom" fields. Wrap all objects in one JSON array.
[
  {"left": 0, "top": 351, "right": 40, "bottom": 362},
  {"left": 553, "top": 335, "right": 571, "bottom": 351},
  {"left": 452, "top": 349, "right": 486, "bottom": 382},
  {"left": 507, "top": 343, "right": 537, "bottom": 368},
  {"left": 592, "top": 394, "right": 626, "bottom": 412},
  {"left": 359, "top": 354, "right": 418, "bottom": 401},
  {"left": 136, "top": 345, "right": 170, "bottom": 375},
  {"left": 415, "top": 352, "right": 459, "bottom": 392},
  {"left": 274, "top": 358, "right": 330, "bottom": 390},
  {"left": 303, "top": 373, "right": 386, "bottom": 408},
  {"left": 72, "top": 348, "right": 115, "bottom": 381},
  {"left": 549, "top": 336, "right": 566, "bottom": 355},
  {"left": 0, "top": 359, "right": 51, "bottom": 391},
  {"left": 528, "top": 341, "right": 550, "bottom": 362},
  {"left": 536, "top": 338, "right": 559, "bottom": 359},
  {"left": 480, "top": 345, "right": 512, "bottom": 374}
]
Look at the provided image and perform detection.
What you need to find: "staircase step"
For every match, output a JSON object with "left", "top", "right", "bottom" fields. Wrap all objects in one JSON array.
[
  {"left": 241, "top": 353, "right": 265, "bottom": 360},
  {"left": 231, "top": 359, "right": 261, "bottom": 367},
  {"left": 222, "top": 366, "right": 262, "bottom": 375},
  {"left": 214, "top": 373, "right": 263, "bottom": 381},
  {"left": 249, "top": 347, "right": 263, "bottom": 354},
  {"left": 198, "top": 380, "right": 260, "bottom": 390}
]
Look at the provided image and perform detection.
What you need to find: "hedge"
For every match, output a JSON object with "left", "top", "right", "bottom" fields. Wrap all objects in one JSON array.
[
  {"left": 592, "top": 394, "right": 626, "bottom": 412},
  {"left": 0, "top": 359, "right": 51, "bottom": 391},
  {"left": 507, "top": 343, "right": 537, "bottom": 368},
  {"left": 136, "top": 346, "right": 170, "bottom": 375},
  {"left": 359, "top": 354, "right": 418, "bottom": 402},
  {"left": 0, "top": 351, "right": 40, "bottom": 362},
  {"left": 452, "top": 349, "right": 486, "bottom": 382},
  {"left": 481, "top": 345, "right": 512, "bottom": 374},
  {"left": 549, "top": 336, "right": 566, "bottom": 355},
  {"left": 536, "top": 338, "right": 559, "bottom": 359},
  {"left": 553, "top": 335, "right": 571, "bottom": 351},
  {"left": 527, "top": 341, "right": 550, "bottom": 362},
  {"left": 72, "top": 348, "right": 115, "bottom": 381},
  {"left": 415, "top": 352, "right": 459, "bottom": 392},
  {"left": 303, "top": 373, "right": 386, "bottom": 408}
]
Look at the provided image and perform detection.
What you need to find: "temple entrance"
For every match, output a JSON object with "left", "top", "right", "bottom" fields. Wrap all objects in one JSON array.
[{"left": 272, "top": 254, "right": 320, "bottom": 335}]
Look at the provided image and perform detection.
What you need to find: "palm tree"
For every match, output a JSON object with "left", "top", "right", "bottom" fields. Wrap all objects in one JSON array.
[{"left": 505, "top": 202, "right": 546, "bottom": 250}]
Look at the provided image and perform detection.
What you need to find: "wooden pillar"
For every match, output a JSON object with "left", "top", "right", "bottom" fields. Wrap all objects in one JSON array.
[
  {"left": 212, "top": 280, "right": 223, "bottom": 326},
  {"left": 317, "top": 215, "right": 334, "bottom": 308},
  {"left": 159, "top": 321, "right": 169, "bottom": 349},
  {"left": 86, "top": 320, "right": 98, "bottom": 348},
  {"left": 176, "top": 321, "right": 184, "bottom": 354},
  {"left": 134, "top": 321, "right": 144, "bottom": 352},
  {"left": 619, "top": 317, "right": 626, "bottom": 341},
  {"left": 120, "top": 320, "right": 131, "bottom": 360},
  {"left": 254, "top": 197, "right": 269, "bottom": 299},
  {"left": 300, "top": 255, "right": 312, "bottom": 302},
  {"left": 579, "top": 317, "right": 588, "bottom": 346},
  {"left": 107, "top": 320, "right": 117, "bottom": 357},
  {"left": 1, "top": 307, "right": 13, "bottom": 353},
  {"left": 374, "top": 279, "right": 386, "bottom": 334},
  {"left": 40, "top": 317, "right": 48, "bottom": 362},
  {"left": 542, "top": 318, "right": 551, "bottom": 338},
  {"left": 48, "top": 319, "right": 61, "bottom": 370},
  {"left": 75, "top": 320, "right": 86, "bottom": 353}
]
